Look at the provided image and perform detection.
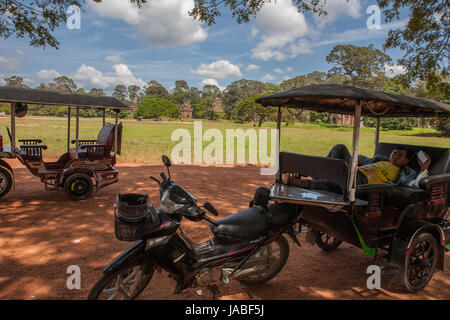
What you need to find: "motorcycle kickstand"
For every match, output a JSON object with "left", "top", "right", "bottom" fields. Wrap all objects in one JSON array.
[
  {"left": 207, "top": 284, "right": 220, "bottom": 300},
  {"left": 287, "top": 226, "right": 301, "bottom": 247}
]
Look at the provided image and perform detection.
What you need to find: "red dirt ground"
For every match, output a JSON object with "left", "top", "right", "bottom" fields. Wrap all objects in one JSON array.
[{"left": 0, "top": 160, "right": 449, "bottom": 300}]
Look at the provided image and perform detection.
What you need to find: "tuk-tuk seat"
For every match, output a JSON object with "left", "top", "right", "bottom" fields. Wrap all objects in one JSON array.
[
  {"left": 374, "top": 143, "right": 450, "bottom": 210},
  {"left": 19, "top": 143, "right": 48, "bottom": 162},
  {"left": 272, "top": 152, "right": 370, "bottom": 208},
  {"left": 69, "top": 123, "right": 115, "bottom": 159}
]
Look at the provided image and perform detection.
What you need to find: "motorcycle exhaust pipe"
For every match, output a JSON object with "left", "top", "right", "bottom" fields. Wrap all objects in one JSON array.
[{"left": 221, "top": 267, "right": 258, "bottom": 279}]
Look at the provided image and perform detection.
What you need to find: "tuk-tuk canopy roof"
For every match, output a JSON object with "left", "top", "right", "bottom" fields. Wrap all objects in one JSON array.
[
  {"left": 256, "top": 84, "right": 450, "bottom": 117},
  {"left": 0, "top": 86, "right": 131, "bottom": 110}
]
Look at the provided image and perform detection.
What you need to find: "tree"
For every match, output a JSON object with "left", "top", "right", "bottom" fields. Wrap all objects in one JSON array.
[
  {"left": 379, "top": 0, "right": 448, "bottom": 89},
  {"left": 175, "top": 80, "right": 189, "bottom": 92},
  {"left": 190, "top": 0, "right": 325, "bottom": 25},
  {"left": 35, "top": 83, "right": 49, "bottom": 91},
  {"left": 113, "top": 84, "right": 128, "bottom": 101},
  {"left": 134, "top": 98, "right": 179, "bottom": 119},
  {"left": 203, "top": 84, "right": 221, "bottom": 95},
  {"left": 191, "top": 103, "right": 206, "bottom": 119},
  {"left": 0, "top": 0, "right": 146, "bottom": 49},
  {"left": 222, "top": 79, "right": 267, "bottom": 119},
  {"left": 89, "top": 88, "right": 105, "bottom": 96},
  {"left": 326, "top": 44, "right": 391, "bottom": 89},
  {"left": 128, "top": 85, "right": 141, "bottom": 104},
  {"left": 4, "top": 76, "right": 28, "bottom": 88},
  {"left": 145, "top": 80, "right": 169, "bottom": 98},
  {"left": 3, "top": 0, "right": 447, "bottom": 90},
  {"left": 49, "top": 76, "right": 77, "bottom": 93}
]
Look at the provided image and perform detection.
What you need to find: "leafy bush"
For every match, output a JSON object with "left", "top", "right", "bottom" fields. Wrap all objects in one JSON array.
[
  {"left": 134, "top": 98, "right": 179, "bottom": 119},
  {"left": 437, "top": 118, "right": 450, "bottom": 136},
  {"left": 310, "top": 111, "right": 330, "bottom": 124},
  {"left": 364, "top": 117, "right": 417, "bottom": 130}
]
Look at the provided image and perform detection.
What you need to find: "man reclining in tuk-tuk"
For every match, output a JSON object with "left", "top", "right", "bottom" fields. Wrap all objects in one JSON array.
[{"left": 283, "top": 144, "right": 431, "bottom": 192}]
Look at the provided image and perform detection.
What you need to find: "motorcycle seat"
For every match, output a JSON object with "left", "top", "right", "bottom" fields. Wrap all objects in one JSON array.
[
  {"left": 211, "top": 206, "right": 268, "bottom": 244},
  {"left": 211, "top": 203, "right": 296, "bottom": 244}
]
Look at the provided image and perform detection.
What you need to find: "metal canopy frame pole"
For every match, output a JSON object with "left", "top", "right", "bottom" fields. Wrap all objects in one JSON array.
[
  {"left": 347, "top": 103, "right": 362, "bottom": 202},
  {"left": 67, "top": 107, "right": 71, "bottom": 153},
  {"left": 114, "top": 110, "right": 118, "bottom": 154},
  {"left": 275, "top": 106, "right": 282, "bottom": 180},
  {"left": 75, "top": 107, "right": 80, "bottom": 159},
  {"left": 10, "top": 103, "right": 15, "bottom": 152},
  {"left": 374, "top": 117, "right": 380, "bottom": 148}
]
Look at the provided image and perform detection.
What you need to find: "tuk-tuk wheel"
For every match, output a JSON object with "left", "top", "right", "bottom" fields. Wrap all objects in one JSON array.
[
  {"left": 403, "top": 232, "right": 438, "bottom": 292},
  {"left": 64, "top": 173, "right": 93, "bottom": 201},
  {"left": 315, "top": 231, "right": 343, "bottom": 251},
  {"left": 0, "top": 167, "right": 13, "bottom": 199}
]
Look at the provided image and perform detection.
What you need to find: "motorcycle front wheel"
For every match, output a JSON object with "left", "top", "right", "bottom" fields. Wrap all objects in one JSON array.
[
  {"left": 87, "top": 262, "right": 154, "bottom": 300},
  {"left": 238, "top": 235, "right": 289, "bottom": 286}
]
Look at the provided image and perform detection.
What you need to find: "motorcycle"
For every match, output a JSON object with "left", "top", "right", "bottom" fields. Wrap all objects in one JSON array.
[{"left": 88, "top": 155, "right": 300, "bottom": 300}]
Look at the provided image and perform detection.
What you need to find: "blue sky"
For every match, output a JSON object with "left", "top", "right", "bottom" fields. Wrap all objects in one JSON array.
[{"left": 0, "top": 0, "right": 407, "bottom": 94}]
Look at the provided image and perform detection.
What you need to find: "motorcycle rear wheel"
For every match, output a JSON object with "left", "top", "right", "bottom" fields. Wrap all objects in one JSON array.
[
  {"left": 238, "top": 235, "right": 289, "bottom": 286},
  {"left": 87, "top": 262, "right": 154, "bottom": 300}
]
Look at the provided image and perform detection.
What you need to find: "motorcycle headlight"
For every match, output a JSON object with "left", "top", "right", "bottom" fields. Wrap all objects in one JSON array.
[{"left": 160, "top": 190, "right": 184, "bottom": 214}]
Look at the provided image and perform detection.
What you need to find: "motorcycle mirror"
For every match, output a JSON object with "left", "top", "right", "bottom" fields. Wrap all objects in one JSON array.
[
  {"left": 162, "top": 155, "right": 171, "bottom": 167},
  {"left": 203, "top": 201, "right": 219, "bottom": 216}
]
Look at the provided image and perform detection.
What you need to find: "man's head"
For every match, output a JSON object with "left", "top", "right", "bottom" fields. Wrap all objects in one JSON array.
[{"left": 389, "top": 147, "right": 411, "bottom": 168}]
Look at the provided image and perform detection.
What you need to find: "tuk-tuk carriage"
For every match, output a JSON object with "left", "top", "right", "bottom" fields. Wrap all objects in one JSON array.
[
  {"left": 0, "top": 86, "right": 130, "bottom": 200},
  {"left": 256, "top": 84, "right": 450, "bottom": 292}
]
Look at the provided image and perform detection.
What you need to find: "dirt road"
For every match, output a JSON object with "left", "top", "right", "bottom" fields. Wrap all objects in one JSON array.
[{"left": 0, "top": 161, "right": 448, "bottom": 300}]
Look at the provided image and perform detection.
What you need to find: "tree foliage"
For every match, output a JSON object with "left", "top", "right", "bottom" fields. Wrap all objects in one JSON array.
[
  {"left": 378, "top": 0, "right": 449, "bottom": 88},
  {"left": 326, "top": 44, "right": 391, "bottom": 89},
  {"left": 0, "top": 0, "right": 146, "bottom": 49},
  {"left": 134, "top": 98, "right": 179, "bottom": 119}
]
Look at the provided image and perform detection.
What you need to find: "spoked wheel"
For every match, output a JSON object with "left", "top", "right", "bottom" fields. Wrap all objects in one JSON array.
[
  {"left": 88, "top": 262, "right": 154, "bottom": 300},
  {"left": 64, "top": 173, "right": 93, "bottom": 200},
  {"left": 403, "top": 232, "right": 438, "bottom": 292},
  {"left": 238, "top": 235, "right": 289, "bottom": 286},
  {"left": 0, "top": 166, "right": 13, "bottom": 199},
  {"left": 315, "top": 231, "right": 343, "bottom": 251}
]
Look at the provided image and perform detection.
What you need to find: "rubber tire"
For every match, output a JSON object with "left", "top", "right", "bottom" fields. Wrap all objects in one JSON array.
[
  {"left": 238, "top": 235, "right": 290, "bottom": 286},
  {"left": 403, "top": 232, "right": 438, "bottom": 293},
  {"left": 88, "top": 262, "right": 154, "bottom": 300},
  {"left": 64, "top": 173, "right": 93, "bottom": 200},
  {"left": 315, "top": 231, "right": 343, "bottom": 252},
  {"left": 0, "top": 166, "right": 13, "bottom": 199}
]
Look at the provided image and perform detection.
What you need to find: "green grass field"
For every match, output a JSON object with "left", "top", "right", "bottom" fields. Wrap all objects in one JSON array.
[{"left": 0, "top": 116, "right": 448, "bottom": 164}]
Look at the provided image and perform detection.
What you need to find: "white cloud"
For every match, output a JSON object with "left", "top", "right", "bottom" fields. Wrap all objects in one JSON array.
[
  {"left": 286, "top": 67, "right": 293, "bottom": 73},
  {"left": 201, "top": 78, "right": 225, "bottom": 91},
  {"left": 36, "top": 69, "right": 61, "bottom": 80},
  {"left": 0, "top": 56, "right": 19, "bottom": 72},
  {"left": 105, "top": 54, "right": 122, "bottom": 64},
  {"left": 314, "top": 0, "right": 361, "bottom": 27},
  {"left": 250, "top": 0, "right": 309, "bottom": 61},
  {"left": 88, "top": 0, "right": 207, "bottom": 47},
  {"left": 274, "top": 68, "right": 284, "bottom": 74},
  {"left": 73, "top": 63, "right": 146, "bottom": 89},
  {"left": 88, "top": 0, "right": 140, "bottom": 24},
  {"left": 384, "top": 64, "right": 406, "bottom": 78},
  {"left": 192, "top": 60, "right": 242, "bottom": 79},
  {"left": 246, "top": 64, "right": 260, "bottom": 71},
  {"left": 289, "top": 39, "right": 313, "bottom": 57},
  {"left": 261, "top": 73, "right": 275, "bottom": 82}
]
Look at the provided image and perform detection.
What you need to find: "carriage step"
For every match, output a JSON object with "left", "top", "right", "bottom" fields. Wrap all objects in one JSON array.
[{"left": 43, "top": 173, "right": 59, "bottom": 191}]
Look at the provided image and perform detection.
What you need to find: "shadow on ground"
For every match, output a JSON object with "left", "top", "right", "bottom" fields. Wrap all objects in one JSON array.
[{"left": 0, "top": 162, "right": 449, "bottom": 300}]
